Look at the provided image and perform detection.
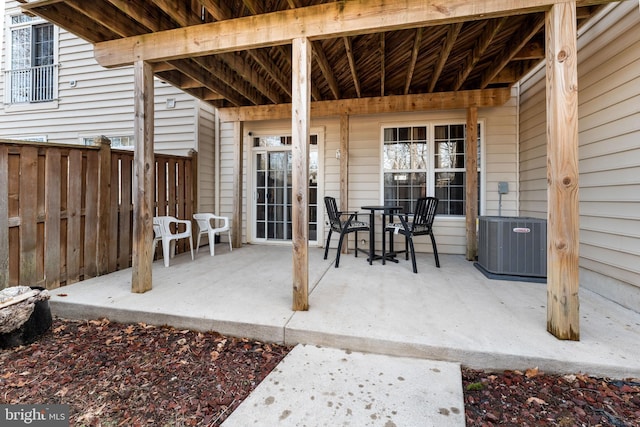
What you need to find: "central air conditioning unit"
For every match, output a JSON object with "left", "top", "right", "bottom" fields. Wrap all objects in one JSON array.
[{"left": 477, "top": 216, "right": 547, "bottom": 278}]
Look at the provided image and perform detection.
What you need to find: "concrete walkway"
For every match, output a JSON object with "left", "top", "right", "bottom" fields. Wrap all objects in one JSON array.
[
  {"left": 221, "top": 345, "right": 465, "bottom": 427},
  {"left": 46, "top": 244, "right": 640, "bottom": 426}
]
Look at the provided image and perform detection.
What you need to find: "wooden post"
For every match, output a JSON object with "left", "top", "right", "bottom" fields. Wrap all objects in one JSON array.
[
  {"left": 340, "top": 113, "right": 350, "bottom": 254},
  {"left": 546, "top": 2, "right": 580, "bottom": 340},
  {"left": 189, "top": 149, "right": 198, "bottom": 215},
  {"left": 232, "top": 121, "right": 243, "bottom": 249},
  {"left": 465, "top": 107, "right": 478, "bottom": 261},
  {"left": 96, "top": 136, "right": 111, "bottom": 275},
  {"left": 131, "top": 60, "right": 155, "bottom": 294},
  {"left": 292, "top": 37, "right": 311, "bottom": 311},
  {"left": 0, "top": 145, "right": 8, "bottom": 290}
]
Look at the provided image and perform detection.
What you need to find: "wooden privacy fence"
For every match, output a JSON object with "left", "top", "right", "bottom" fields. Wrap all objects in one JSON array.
[{"left": 0, "top": 138, "right": 197, "bottom": 290}]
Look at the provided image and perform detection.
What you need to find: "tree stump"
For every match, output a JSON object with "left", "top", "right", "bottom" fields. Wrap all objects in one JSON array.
[{"left": 0, "top": 286, "right": 53, "bottom": 349}]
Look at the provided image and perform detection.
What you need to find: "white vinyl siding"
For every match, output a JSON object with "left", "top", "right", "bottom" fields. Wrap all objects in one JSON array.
[
  {"left": 518, "top": 2, "right": 640, "bottom": 311},
  {"left": 222, "top": 90, "right": 518, "bottom": 254},
  {"left": 197, "top": 102, "right": 216, "bottom": 213},
  {"left": 0, "top": 1, "right": 208, "bottom": 155}
]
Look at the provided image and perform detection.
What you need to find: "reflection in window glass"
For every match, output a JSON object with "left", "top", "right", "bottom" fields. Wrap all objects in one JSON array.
[{"left": 383, "top": 123, "right": 481, "bottom": 216}]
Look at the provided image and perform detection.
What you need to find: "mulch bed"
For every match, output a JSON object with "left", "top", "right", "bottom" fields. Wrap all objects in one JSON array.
[{"left": 1, "top": 318, "right": 639, "bottom": 426}]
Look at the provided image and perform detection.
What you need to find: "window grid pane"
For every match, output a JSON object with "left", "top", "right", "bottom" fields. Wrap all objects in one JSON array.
[
  {"left": 383, "top": 126, "right": 427, "bottom": 213},
  {"left": 8, "top": 19, "right": 55, "bottom": 104}
]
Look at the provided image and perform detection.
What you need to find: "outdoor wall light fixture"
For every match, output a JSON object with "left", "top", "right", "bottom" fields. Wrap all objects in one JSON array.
[{"left": 166, "top": 98, "right": 176, "bottom": 109}]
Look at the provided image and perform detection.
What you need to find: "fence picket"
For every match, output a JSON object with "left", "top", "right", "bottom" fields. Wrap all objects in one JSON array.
[
  {"left": 44, "top": 149, "right": 61, "bottom": 289},
  {"left": 19, "top": 147, "right": 38, "bottom": 286},
  {"left": 66, "top": 149, "right": 82, "bottom": 284}
]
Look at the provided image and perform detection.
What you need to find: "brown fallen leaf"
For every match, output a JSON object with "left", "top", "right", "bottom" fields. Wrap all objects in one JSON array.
[
  {"left": 526, "top": 396, "right": 548, "bottom": 405},
  {"left": 526, "top": 367, "right": 540, "bottom": 379}
]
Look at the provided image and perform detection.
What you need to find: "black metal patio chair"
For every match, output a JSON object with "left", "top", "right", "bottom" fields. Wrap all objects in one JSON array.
[
  {"left": 386, "top": 197, "right": 440, "bottom": 273},
  {"left": 323, "top": 196, "right": 369, "bottom": 268}
]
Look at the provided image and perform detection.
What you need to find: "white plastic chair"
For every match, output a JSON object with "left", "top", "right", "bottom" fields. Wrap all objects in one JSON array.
[
  {"left": 152, "top": 216, "right": 194, "bottom": 267},
  {"left": 193, "top": 213, "right": 232, "bottom": 256}
]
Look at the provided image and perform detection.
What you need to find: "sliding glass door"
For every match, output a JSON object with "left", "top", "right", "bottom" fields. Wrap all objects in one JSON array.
[{"left": 252, "top": 135, "right": 318, "bottom": 243}]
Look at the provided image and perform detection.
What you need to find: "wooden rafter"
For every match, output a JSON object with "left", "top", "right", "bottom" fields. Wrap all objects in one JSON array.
[
  {"left": 380, "top": 33, "right": 386, "bottom": 97},
  {"left": 428, "top": 22, "right": 462, "bottom": 93},
  {"left": 288, "top": 0, "right": 337, "bottom": 100},
  {"left": 313, "top": 41, "right": 340, "bottom": 100},
  {"left": 343, "top": 37, "right": 361, "bottom": 98},
  {"left": 67, "top": 0, "right": 148, "bottom": 36},
  {"left": 217, "top": 52, "right": 283, "bottom": 104},
  {"left": 153, "top": 1, "right": 264, "bottom": 106},
  {"left": 149, "top": 0, "right": 198, "bottom": 27},
  {"left": 241, "top": 0, "right": 319, "bottom": 100},
  {"left": 192, "top": 57, "right": 264, "bottom": 105},
  {"left": 203, "top": 0, "right": 293, "bottom": 103},
  {"left": 480, "top": 15, "right": 546, "bottom": 88},
  {"left": 453, "top": 17, "right": 507, "bottom": 91},
  {"left": 169, "top": 58, "right": 246, "bottom": 106},
  {"left": 404, "top": 28, "right": 423, "bottom": 95},
  {"left": 199, "top": 0, "right": 232, "bottom": 20},
  {"left": 105, "top": 0, "right": 177, "bottom": 31},
  {"left": 513, "top": 41, "right": 545, "bottom": 60}
]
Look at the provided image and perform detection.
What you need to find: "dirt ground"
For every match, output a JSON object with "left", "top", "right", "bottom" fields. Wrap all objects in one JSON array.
[{"left": 1, "top": 318, "right": 639, "bottom": 426}]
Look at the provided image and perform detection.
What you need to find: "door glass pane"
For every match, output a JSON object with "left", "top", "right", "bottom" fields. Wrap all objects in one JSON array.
[{"left": 254, "top": 136, "right": 318, "bottom": 242}]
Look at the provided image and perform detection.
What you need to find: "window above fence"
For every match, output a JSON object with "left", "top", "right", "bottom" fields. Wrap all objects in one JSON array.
[{"left": 4, "top": 14, "right": 59, "bottom": 110}]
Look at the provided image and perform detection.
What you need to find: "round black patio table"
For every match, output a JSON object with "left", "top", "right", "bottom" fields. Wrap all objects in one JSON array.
[{"left": 360, "top": 205, "right": 403, "bottom": 265}]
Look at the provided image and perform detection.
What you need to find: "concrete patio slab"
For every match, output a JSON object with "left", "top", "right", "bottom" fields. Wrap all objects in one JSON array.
[
  {"left": 221, "top": 344, "right": 465, "bottom": 427},
  {"left": 47, "top": 245, "right": 640, "bottom": 379}
]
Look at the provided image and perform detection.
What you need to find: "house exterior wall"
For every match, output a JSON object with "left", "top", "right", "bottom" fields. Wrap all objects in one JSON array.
[
  {"left": 1, "top": 1, "right": 209, "bottom": 156},
  {"left": 519, "top": 2, "right": 640, "bottom": 311},
  {"left": 219, "top": 88, "right": 519, "bottom": 255}
]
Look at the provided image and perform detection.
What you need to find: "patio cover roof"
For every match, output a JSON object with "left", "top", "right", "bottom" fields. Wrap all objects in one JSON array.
[
  {"left": 22, "top": 0, "right": 612, "bottom": 113},
  {"left": 20, "top": 0, "right": 623, "bottom": 340}
]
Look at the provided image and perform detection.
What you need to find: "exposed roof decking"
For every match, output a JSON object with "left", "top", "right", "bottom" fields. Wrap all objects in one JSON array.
[{"left": 22, "top": 0, "right": 611, "bottom": 109}]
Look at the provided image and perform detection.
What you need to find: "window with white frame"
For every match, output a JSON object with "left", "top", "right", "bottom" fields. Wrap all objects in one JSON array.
[
  {"left": 5, "top": 15, "right": 57, "bottom": 105},
  {"left": 383, "top": 123, "right": 481, "bottom": 216}
]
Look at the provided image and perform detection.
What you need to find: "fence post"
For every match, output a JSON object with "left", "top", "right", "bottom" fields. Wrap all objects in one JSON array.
[
  {"left": 189, "top": 149, "right": 198, "bottom": 215},
  {"left": 96, "top": 136, "right": 112, "bottom": 275},
  {"left": 0, "top": 145, "right": 8, "bottom": 290}
]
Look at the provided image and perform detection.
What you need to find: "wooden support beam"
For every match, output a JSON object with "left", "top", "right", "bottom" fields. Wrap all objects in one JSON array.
[
  {"left": 453, "top": 17, "right": 507, "bottom": 91},
  {"left": 131, "top": 60, "right": 155, "bottom": 294},
  {"left": 404, "top": 28, "right": 423, "bottom": 95},
  {"left": 313, "top": 40, "right": 340, "bottom": 100},
  {"left": 429, "top": 23, "right": 462, "bottom": 92},
  {"left": 340, "top": 114, "right": 350, "bottom": 254},
  {"left": 89, "top": 0, "right": 610, "bottom": 67},
  {"left": 480, "top": 15, "right": 545, "bottom": 88},
  {"left": 232, "top": 122, "right": 243, "bottom": 249},
  {"left": 168, "top": 58, "right": 246, "bottom": 106},
  {"left": 546, "top": 2, "right": 580, "bottom": 340},
  {"left": 465, "top": 107, "right": 478, "bottom": 261},
  {"left": 343, "top": 36, "right": 361, "bottom": 98},
  {"left": 291, "top": 37, "right": 310, "bottom": 312},
  {"left": 218, "top": 88, "right": 511, "bottom": 122}
]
